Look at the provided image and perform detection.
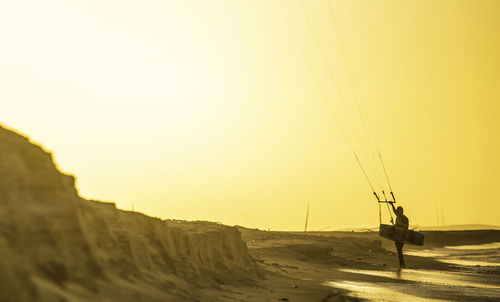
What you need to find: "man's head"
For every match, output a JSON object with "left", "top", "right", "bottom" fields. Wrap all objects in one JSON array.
[{"left": 396, "top": 206, "right": 404, "bottom": 216}]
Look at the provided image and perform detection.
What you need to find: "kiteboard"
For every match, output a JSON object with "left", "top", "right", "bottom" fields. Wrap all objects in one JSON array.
[{"left": 379, "top": 224, "right": 424, "bottom": 246}]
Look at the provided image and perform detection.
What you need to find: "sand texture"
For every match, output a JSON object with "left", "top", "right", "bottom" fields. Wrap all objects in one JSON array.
[{"left": 0, "top": 126, "right": 264, "bottom": 301}]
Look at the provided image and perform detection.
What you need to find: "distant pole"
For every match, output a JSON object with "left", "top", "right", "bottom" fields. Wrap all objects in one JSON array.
[
  {"left": 132, "top": 203, "right": 134, "bottom": 212},
  {"left": 436, "top": 204, "right": 440, "bottom": 227},
  {"left": 304, "top": 202, "right": 310, "bottom": 232}
]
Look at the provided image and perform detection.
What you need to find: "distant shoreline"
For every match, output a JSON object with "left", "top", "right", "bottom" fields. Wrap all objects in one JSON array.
[
  {"left": 330, "top": 224, "right": 500, "bottom": 232},
  {"left": 283, "top": 229, "right": 500, "bottom": 248}
]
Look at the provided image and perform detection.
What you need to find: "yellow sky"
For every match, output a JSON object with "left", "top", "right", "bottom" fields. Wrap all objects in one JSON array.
[{"left": 1, "top": 0, "right": 499, "bottom": 230}]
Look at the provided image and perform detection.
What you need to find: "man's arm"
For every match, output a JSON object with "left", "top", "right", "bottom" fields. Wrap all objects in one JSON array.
[{"left": 388, "top": 201, "right": 397, "bottom": 215}]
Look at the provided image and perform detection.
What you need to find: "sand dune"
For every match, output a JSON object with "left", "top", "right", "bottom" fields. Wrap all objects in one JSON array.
[{"left": 0, "top": 125, "right": 261, "bottom": 301}]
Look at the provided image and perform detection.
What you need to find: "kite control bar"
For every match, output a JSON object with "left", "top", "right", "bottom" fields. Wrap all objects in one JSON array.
[
  {"left": 373, "top": 190, "right": 396, "bottom": 204},
  {"left": 376, "top": 190, "right": 396, "bottom": 225}
]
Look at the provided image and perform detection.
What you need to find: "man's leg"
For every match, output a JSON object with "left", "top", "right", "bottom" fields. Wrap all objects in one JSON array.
[{"left": 395, "top": 241, "right": 405, "bottom": 267}]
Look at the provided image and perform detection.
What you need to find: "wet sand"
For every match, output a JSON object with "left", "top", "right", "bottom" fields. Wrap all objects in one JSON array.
[{"left": 217, "top": 228, "right": 500, "bottom": 302}]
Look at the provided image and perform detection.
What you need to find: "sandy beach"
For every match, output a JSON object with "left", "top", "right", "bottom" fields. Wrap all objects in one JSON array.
[{"left": 207, "top": 228, "right": 500, "bottom": 302}]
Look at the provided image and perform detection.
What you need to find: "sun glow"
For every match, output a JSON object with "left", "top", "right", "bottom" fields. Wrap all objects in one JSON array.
[{"left": 1, "top": 0, "right": 499, "bottom": 230}]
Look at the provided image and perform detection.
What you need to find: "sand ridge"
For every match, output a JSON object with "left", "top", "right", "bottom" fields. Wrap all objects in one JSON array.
[{"left": 0, "top": 125, "right": 262, "bottom": 301}]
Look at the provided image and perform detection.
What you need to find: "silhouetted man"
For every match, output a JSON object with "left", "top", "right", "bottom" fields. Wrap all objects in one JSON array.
[{"left": 388, "top": 201, "right": 409, "bottom": 268}]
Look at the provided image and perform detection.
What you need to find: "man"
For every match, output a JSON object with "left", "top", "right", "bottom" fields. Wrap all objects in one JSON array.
[{"left": 388, "top": 201, "right": 409, "bottom": 268}]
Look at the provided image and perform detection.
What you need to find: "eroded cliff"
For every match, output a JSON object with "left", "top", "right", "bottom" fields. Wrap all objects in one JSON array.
[{"left": 0, "top": 125, "right": 259, "bottom": 302}]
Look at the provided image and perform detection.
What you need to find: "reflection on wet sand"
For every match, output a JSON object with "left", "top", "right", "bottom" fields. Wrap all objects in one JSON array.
[
  {"left": 326, "top": 280, "right": 451, "bottom": 302},
  {"left": 405, "top": 250, "right": 449, "bottom": 258},
  {"left": 338, "top": 268, "right": 500, "bottom": 289},
  {"left": 445, "top": 242, "right": 500, "bottom": 250},
  {"left": 438, "top": 258, "right": 500, "bottom": 267},
  {"left": 326, "top": 268, "right": 500, "bottom": 302},
  {"left": 407, "top": 242, "right": 500, "bottom": 267}
]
